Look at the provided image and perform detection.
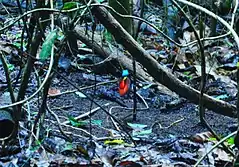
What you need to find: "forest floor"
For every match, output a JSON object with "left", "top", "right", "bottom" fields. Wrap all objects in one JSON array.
[
  {"left": 40, "top": 70, "right": 237, "bottom": 166},
  {"left": 0, "top": 1, "right": 238, "bottom": 166}
]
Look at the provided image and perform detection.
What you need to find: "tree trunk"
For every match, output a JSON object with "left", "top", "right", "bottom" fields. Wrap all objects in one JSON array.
[{"left": 108, "top": 0, "right": 133, "bottom": 35}]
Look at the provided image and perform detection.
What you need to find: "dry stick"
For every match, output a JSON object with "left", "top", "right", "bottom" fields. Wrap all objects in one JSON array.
[
  {"left": 91, "top": 0, "right": 238, "bottom": 118},
  {"left": 47, "top": 105, "right": 71, "bottom": 141},
  {"left": 94, "top": 2, "right": 238, "bottom": 53},
  {"left": 51, "top": 129, "right": 88, "bottom": 140},
  {"left": 25, "top": 101, "right": 34, "bottom": 150},
  {"left": 48, "top": 79, "right": 118, "bottom": 98},
  {"left": 171, "top": 0, "right": 206, "bottom": 122},
  {"left": 47, "top": 114, "right": 123, "bottom": 141},
  {"left": 46, "top": 118, "right": 98, "bottom": 140},
  {"left": 151, "top": 117, "right": 185, "bottom": 129},
  {"left": 198, "top": 17, "right": 206, "bottom": 124},
  {"left": 235, "top": 67, "right": 239, "bottom": 163},
  {"left": 235, "top": 0, "right": 239, "bottom": 158},
  {"left": 73, "top": 0, "right": 93, "bottom": 27},
  {"left": 62, "top": 103, "right": 111, "bottom": 125},
  {"left": 16, "top": 0, "right": 30, "bottom": 37}
]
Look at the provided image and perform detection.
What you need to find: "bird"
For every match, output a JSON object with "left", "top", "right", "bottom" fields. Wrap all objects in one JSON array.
[{"left": 118, "top": 70, "right": 131, "bottom": 96}]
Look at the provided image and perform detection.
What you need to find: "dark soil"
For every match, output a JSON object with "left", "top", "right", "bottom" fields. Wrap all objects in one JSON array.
[{"left": 47, "top": 70, "right": 237, "bottom": 141}]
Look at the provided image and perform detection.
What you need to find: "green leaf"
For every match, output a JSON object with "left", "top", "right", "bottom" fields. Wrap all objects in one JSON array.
[
  {"left": 7, "top": 63, "right": 14, "bottom": 71},
  {"left": 183, "top": 71, "right": 190, "bottom": 75},
  {"left": 224, "top": 0, "right": 232, "bottom": 9},
  {"left": 75, "top": 91, "right": 87, "bottom": 98},
  {"left": 225, "top": 38, "right": 234, "bottom": 47},
  {"left": 183, "top": 71, "right": 192, "bottom": 79},
  {"left": 62, "top": 2, "right": 78, "bottom": 10},
  {"left": 142, "top": 83, "right": 154, "bottom": 89},
  {"left": 127, "top": 123, "right": 147, "bottom": 130},
  {"left": 39, "top": 30, "right": 58, "bottom": 60},
  {"left": 91, "top": 120, "right": 102, "bottom": 126},
  {"left": 237, "top": 62, "right": 239, "bottom": 69},
  {"left": 30, "top": 140, "right": 42, "bottom": 151},
  {"left": 103, "top": 30, "right": 112, "bottom": 43},
  {"left": 13, "top": 41, "right": 26, "bottom": 50},
  {"left": 68, "top": 116, "right": 87, "bottom": 127},
  {"left": 215, "top": 94, "right": 228, "bottom": 100},
  {"left": 13, "top": 42, "right": 21, "bottom": 48},
  {"left": 104, "top": 139, "right": 125, "bottom": 145},
  {"left": 208, "top": 137, "right": 217, "bottom": 141},
  {"left": 132, "top": 129, "right": 152, "bottom": 136},
  {"left": 80, "top": 43, "right": 86, "bottom": 47},
  {"left": 62, "top": 142, "right": 73, "bottom": 152},
  {"left": 227, "top": 137, "right": 234, "bottom": 145},
  {"left": 68, "top": 116, "right": 102, "bottom": 127}
]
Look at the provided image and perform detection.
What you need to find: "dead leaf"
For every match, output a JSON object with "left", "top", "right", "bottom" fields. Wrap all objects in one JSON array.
[
  {"left": 191, "top": 131, "right": 214, "bottom": 143},
  {"left": 214, "top": 148, "right": 233, "bottom": 162},
  {"left": 48, "top": 88, "right": 61, "bottom": 96}
]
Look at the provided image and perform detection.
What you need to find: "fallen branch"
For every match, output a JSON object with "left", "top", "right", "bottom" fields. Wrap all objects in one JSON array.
[
  {"left": 74, "top": 26, "right": 153, "bottom": 82},
  {"left": 74, "top": 27, "right": 176, "bottom": 96}
]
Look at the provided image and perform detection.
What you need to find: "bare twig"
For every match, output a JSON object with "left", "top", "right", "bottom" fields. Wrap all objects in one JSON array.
[{"left": 62, "top": 103, "right": 111, "bottom": 125}]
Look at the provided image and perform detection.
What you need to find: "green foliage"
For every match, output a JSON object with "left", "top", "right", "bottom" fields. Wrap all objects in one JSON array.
[
  {"left": 69, "top": 116, "right": 87, "bottom": 127},
  {"left": 68, "top": 116, "right": 102, "bottom": 127},
  {"left": 237, "top": 62, "right": 239, "bottom": 69},
  {"left": 97, "top": 0, "right": 104, "bottom": 2},
  {"left": 208, "top": 136, "right": 235, "bottom": 146},
  {"left": 62, "top": 142, "right": 73, "bottom": 152},
  {"left": 62, "top": 2, "right": 79, "bottom": 10},
  {"left": 208, "top": 137, "right": 217, "bottom": 141},
  {"left": 39, "top": 30, "right": 58, "bottom": 60},
  {"left": 30, "top": 139, "right": 42, "bottom": 151},
  {"left": 215, "top": 94, "right": 228, "bottom": 100},
  {"left": 132, "top": 128, "right": 152, "bottom": 136},
  {"left": 103, "top": 29, "right": 113, "bottom": 43},
  {"left": 127, "top": 123, "right": 148, "bottom": 129},
  {"left": 7, "top": 63, "right": 14, "bottom": 71},
  {"left": 183, "top": 71, "right": 192, "bottom": 79},
  {"left": 224, "top": 0, "right": 233, "bottom": 9},
  {"left": 227, "top": 136, "right": 234, "bottom": 145},
  {"left": 104, "top": 139, "right": 125, "bottom": 145}
]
